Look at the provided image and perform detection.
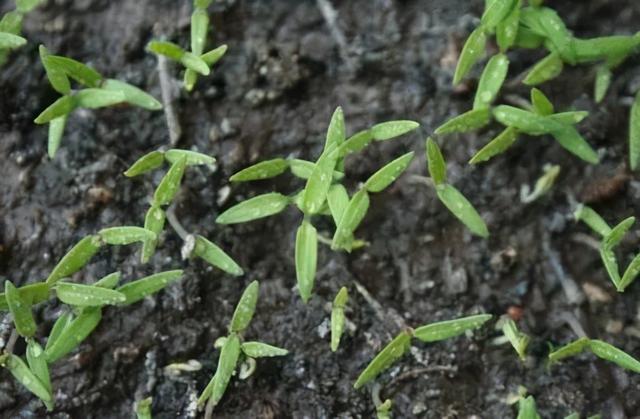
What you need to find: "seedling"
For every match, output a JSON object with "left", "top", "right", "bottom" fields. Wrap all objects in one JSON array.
[
  {"left": 425, "top": 138, "right": 489, "bottom": 237},
  {"left": 0, "top": 0, "right": 44, "bottom": 65},
  {"left": 217, "top": 107, "right": 419, "bottom": 301},
  {"left": 147, "top": 0, "right": 226, "bottom": 91},
  {"left": 353, "top": 314, "right": 491, "bottom": 390},
  {"left": 574, "top": 205, "right": 640, "bottom": 292},
  {"left": 330, "top": 287, "right": 348, "bottom": 352},
  {"left": 135, "top": 397, "right": 152, "bottom": 419},
  {"left": 34, "top": 46, "right": 162, "bottom": 157},
  {"left": 517, "top": 393, "right": 541, "bottom": 419},
  {"left": 520, "top": 164, "right": 560, "bottom": 203},
  {"left": 197, "top": 281, "right": 288, "bottom": 412},
  {"left": 630, "top": 90, "right": 640, "bottom": 171},
  {"left": 124, "top": 149, "right": 242, "bottom": 275},
  {"left": 548, "top": 336, "right": 640, "bottom": 374},
  {"left": 498, "top": 316, "right": 530, "bottom": 361}
]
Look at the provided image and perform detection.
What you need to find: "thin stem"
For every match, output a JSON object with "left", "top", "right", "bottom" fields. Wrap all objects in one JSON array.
[
  {"left": 157, "top": 54, "right": 182, "bottom": 146},
  {"left": 166, "top": 203, "right": 190, "bottom": 241}
]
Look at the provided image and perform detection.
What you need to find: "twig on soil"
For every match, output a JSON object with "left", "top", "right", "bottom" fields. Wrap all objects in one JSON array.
[
  {"left": 316, "top": 0, "right": 356, "bottom": 71},
  {"left": 385, "top": 365, "right": 457, "bottom": 390},
  {"left": 353, "top": 280, "right": 407, "bottom": 330},
  {"left": 542, "top": 240, "right": 585, "bottom": 306},
  {"left": 157, "top": 54, "right": 182, "bottom": 146}
]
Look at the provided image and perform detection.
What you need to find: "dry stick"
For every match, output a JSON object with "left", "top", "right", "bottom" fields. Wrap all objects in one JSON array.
[
  {"left": 157, "top": 54, "right": 182, "bottom": 146},
  {"left": 316, "top": 0, "right": 355, "bottom": 71}
]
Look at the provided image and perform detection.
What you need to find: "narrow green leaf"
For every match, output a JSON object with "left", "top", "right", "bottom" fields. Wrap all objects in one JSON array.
[
  {"left": 47, "top": 115, "right": 67, "bottom": 158},
  {"left": 124, "top": 150, "right": 166, "bottom": 177},
  {"left": 46, "top": 235, "right": 103, "bottom": 285},
  {"left": 54, "top": 282, "right": 126, "bottom": 306},
  {"left": 481, "top": 0, "right": 515, "bottom": 31},
  {"left": 435, "top": 108, "right": 491, "bottom": 135},
  {"left": 288, "top": 159, "right": 344, "bottom": 181},
  {"left": 502, "top": 319, "right": 530, "bottom": 361},
  {"left": 492, "top": 105, "right": 553, "bottom": 135},
  {"left": 116, "top": 270, "right": 184, "bottom": 306},
  {"left": 517, "top": 395, "right": 541, "bottom": 419},
  {"left": 336, "top": 130, "right": 374, "bottom": 157},
  {"left": 473, "top": 53, "right": 509, "bottom": 110},
  {"left": 16, "top": 0, "right": 44, "bottom": 13},
  {"left": 332, "top": 189, "right": 370, "bottom": 251},
  {"left": 216, "top": 192, "right": 290, "bottom": 224},
  {"left": 530, "top": 88, "right": 554, "bottom": 116},
  {"left": 26, "top": 339, "right": 52, "bottom": 396},
  {"left": 594, "top": 65, "right": 612, "bottom": 103},
  {"left": 148, "top": 41, "right": 185, "bottom": 61},
  {"left": 630, "top": 91, "right": 640, "bottom": 171},
  {"left": 181, "top": 51, "right": 210, "bottom": 75},
  {"left": 514, "top": 26, "right": 545, "bottom": 49},
  {"left": 4, "top": 354, "right": 52, "bottom": 405},
  {"left": 202, "top": 44, "right": 228, "bottom": 66},
  {"left": 39, "top": 45, "right": 71, "bottom": 95},
  {"left": 93, "top": 271, "right": 121, "bottom": 289},
  {"left": 0, "top": 282, "right": 50, "bottom": 311},
  {"left": 327, "top": 184, "right": 350, "bottom": 225},
  {"left": 325, "top": 107, "right": 346, "bottom": 150},
  {"left": 331, "top": 287, "right": 348, "bottom": 352},
  {"left": 536, "top": 8, "right": 575, "bottom": 63},
  {"left": 34, "top": 95, "right": 76, "bottom": 124},
  {"left": 364, "top": 152, "right": 414, "bottom": 193},
  {"left": 191, "top": 9, "right": 209, "bottom": 56},
  {"left": 453, "top": 27, "right": 487, "bottom": 85},
  {"left": 241, "top": 341, "right": 288, "bottom": 358},
  {"left": 548, "top": 111, "right": 589, "bottom": 125},
  {"left": 198, "top": 334, "right": 240, "bottom": 408},
  {"left": 436, "top": 184, "right": 489, "bottom": 237},
  {"left": 141, "top": 206, "right": 165, "bottom": 263},
  {"left": 44, "top": 55, "right": 103, "bottom": 87},
  {"left": 101, "top": 79, "right": 162, "bottom": 110},
  {"left": 573, "top": 35, "right": 640, "bottom": 64},
  {"left": 184, "top": 69, "right": 199, "bottom": 92},
  {"left": 550, "top": 125, "right": 599, "bottom": 164},
  {"left": 469, "top": 127, "right": 519, "bottom": 164},
  {"left": 619, "top": 254, "right": 640, "bottom": 292},
  {"left": 45, "top": 312, "right": 72, "bottom": 352},
  {"left": 165, "top": 149, "right": 216, "bottom": 166},
  {"left": 295, "top": 219, "right": 317, "bottom": 303},
  {"left": 193, "top": 235, "right": 243, "bottom": 276},
  {"left": 521, "top": 164, "right": 560, "bottom": 203},
  {"left": 496, "top": 0, "right": 520, "bottom": 51},
  {"left": 414, "top": 314, "right": 492, "bottom": 342},
  {"left": 0, "top": 32, "right": 26, "bottom": 49},
  {"left": 0, "top": 11, "right": 24, "bottom": 34},
  {"left": 229, "top": 158, "right": 289, "bottom": 182},
  {"left": 353, "top": 330, "right": 412, "bottom": 389},
  {"left": 371, "top": 120, "right": 419, "bottom": 141},
  {"left": 426, "top": 138, "right": 446, "bottom": 185},
  {"left": 523, "top": 52, "right": 564, "bottom": 86},
  {"left": 5, "top": 281, "right": 36, "bottom": 338},
  {"left": 153, "top": 156, "right": 187, "bottom": 206},
  {"left": 75, "top": 88, "right": 125, "bottom": 109},
  {"left": 548, "top": 337, "right": 590, "bottom": 365},
  {"left": 600, "top": 247, "right": 621, "bottom": 288},
  {"left": 589, "top": 339, "right": 640, "bottom": 373},
  {"left": 302, "top": 152, "right": 338, "bottom": 215},
  {"left": 573, "top": 204, "right": 611, "bottom": 237},
  {"left": 135, "top": 397, "right": 152, "bottom": 419},
  {"left": 602, "top": 217, "right": 635, "bottom": 251},
  {"left": 44, "top": 307, "right": 101, "bottom": 363},
  {"left": 98, "top": 226, "right": 155, "bottom": 246},
  {"left": 230, "top": 280, "right": 259, "bottom": 333}
]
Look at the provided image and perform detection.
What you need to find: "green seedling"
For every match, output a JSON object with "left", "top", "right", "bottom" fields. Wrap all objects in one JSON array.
[
  {"left": 330, "top": 287, "right": 348, "bottom": 352},
  {"left": 35, "top": 46, "right": 162, "bottom": 157},
  {"left": 198, "top": 281, "right": 288, "bottom": 412},
  {"left": 426, "top": 138, "right": 489, "bottom": 237},
  {"left": 630, "top": 90, "right": 640, "bottom": 171},
  {"left": 353, "top": 314, "right": 491, "bottom": 390},
  {"left": 548, "top": 336, "right": 640, "bottom": 374},
  {"left": 517, "top": 393, "right": 541, "bottom": 419},
  {"left": 520, "top": 164, "right": 560, "bottom": 203},
  {"left": 217, "top": 107, "right": 419, "bottom": 302},
  {"left": 135, "top": 397, "right": 153, "bottom": 419},
  {"left": 574, "top": 205, "right": 640, "bottom": 292},
  {"left": 0, "top": 0, "right": 44, "bottom": 65},
  {"left": 498, "top": 316, "right": 530, "bottom": 361},
  {"left": 148, "top": 1, "right": 226, "bottom": 91}
]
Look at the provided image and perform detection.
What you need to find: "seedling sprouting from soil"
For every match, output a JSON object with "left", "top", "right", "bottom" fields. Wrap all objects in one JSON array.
[
  {"left": 147, "top": 0, "right": 227, "bottom": 91},
  {"left": 498, "top": 316, "right": 530, "bottom": 361},
  {"left": 124, "top": 148, "right": 242, "bottom": 275},
  {"left": 34, "top": 46, "right": 162, "bottom": 157},
  {"left": 574, "top": 205, "right": 640, "bottom": 292},
  {"left": 548, "top": 336, "right": 640, "bottom": 374},
  {"left": 330, "top": 287, "right": 348, "bottom": 352},
  {"left": 353, "top": 314, "right": 491, "bottom": 390},
  {"left": 425, "top": 138, "right": 489, "bottom": 237},
  {"left": 0, "top": 0, "right": 45, "bottom": 65},
  {"left": 516, "top": 392, "right": 541, "bottom": 419},
  {"left": 198, "top": 281, "right": 288, "bottom": 413},
  {"left": 217, "top": 107, "right": 419, "bottom": 302},
  {"left": 520, "top": 164, "right": 560, "bottom": 204}
]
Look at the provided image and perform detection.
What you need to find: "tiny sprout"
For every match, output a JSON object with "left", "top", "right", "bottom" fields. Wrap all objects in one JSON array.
[
  {"left": 549, "top": 337, "right": 640, "bottom": 374},
  {"left": 0, "top": 353, "right": 53, "bottom": 410},
  {"left": 517, "top": 394, "right": 541, "bottom": 419},
  {"left": 500, "top": 317, "right": 530, "bottom": 360},
  {"left": 354, "top": 314, "right": 491, "bottom": 389},
  {"left": 425, "top": 138, "right": 489, "bottom": 237},
  {"left": 36, "top": 46, "right": 162, "bottom": 157},
  {"left": 5, "top": 280, "right": 37, "bottom": 338},
  {"left": 376, "top": 398, "right": 393, "bottom": 419},
  {"left": 198, "top": 281, "right": 287, "bottom": 411},
  {"left": 520, "top": 164, "right": 560, "bottom": 203},
  {"left": 135, "top": 397, "right": 153, "bottom": 419},
  {"left": 330, "top": 287, "right": 348, "bottom": 352},
  {"left": 630, "top": 90, "right": 640, "bottom": 171}
]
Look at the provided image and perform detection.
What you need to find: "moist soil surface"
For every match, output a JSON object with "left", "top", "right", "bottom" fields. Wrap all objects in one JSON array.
[{"left": 1, "top": 0, "right": 640, "bottom": 418}]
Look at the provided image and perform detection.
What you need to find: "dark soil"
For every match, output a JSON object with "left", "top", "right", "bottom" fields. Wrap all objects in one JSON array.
[{"left": 1, "top": 0, "right": 640, "bottom": 417}]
